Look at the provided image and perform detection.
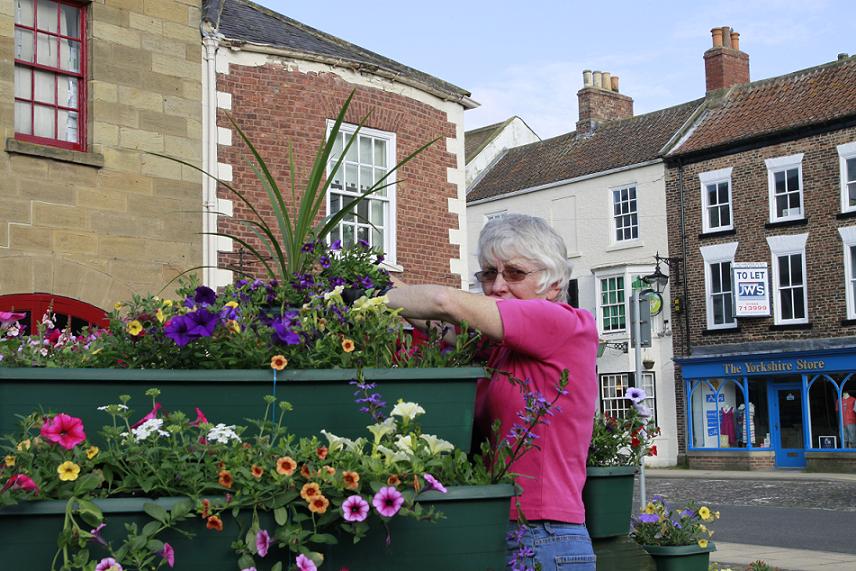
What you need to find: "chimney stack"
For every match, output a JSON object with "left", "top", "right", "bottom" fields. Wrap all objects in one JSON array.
[
  {"left": 576, "top": 69, "right": 633, "bottom": 134},
  {"left": 704, "top": 26, "right": 750, "bottom": 92}
]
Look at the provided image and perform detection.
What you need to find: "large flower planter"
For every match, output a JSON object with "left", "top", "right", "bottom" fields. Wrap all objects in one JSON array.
[
  {"left": 0, "top": 484, "right": 514, "bottom": 571},
  {"left": 641, "top": 544, "right": 716, "bottom": 571},
  {"left": 582, "top": 465, "right": 637, "bottom": 538},
  {"left": 0, "top": 367, "right": 484, "bottom": 452}
]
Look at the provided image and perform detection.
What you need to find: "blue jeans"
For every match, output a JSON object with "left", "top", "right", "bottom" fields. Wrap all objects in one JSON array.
[{"left": 507, "top": 521, "right": 596, "bottom": 571}]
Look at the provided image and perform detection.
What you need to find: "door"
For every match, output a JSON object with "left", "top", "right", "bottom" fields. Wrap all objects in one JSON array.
[{"left": 770, "top": 384, "right": 806, "bottom": 468}]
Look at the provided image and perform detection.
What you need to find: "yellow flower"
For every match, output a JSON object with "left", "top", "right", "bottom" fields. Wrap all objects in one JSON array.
[
  {"left": 341, "top": 338, "right": 355, "bottom": 353},
  {"left": 58, "top": 461, "right": 81, "bottom": 482},
  {"left": 86, "top": 446, "right": 100, "bottom": 460},
  {"left": 127, "top": 320, "right": 143, "bottom": 336},
  {"left": 155, "top": 308, "right": 165, "bottom": 323},
  {"left": 714, "top": 510, "right": 721, "bottom": 519},
  {"left": 224, "top": 301, "right": 239, "bottom": 309},
  {"left": 162, "top": 299, "right": 174, "bottom": 308},
  {"left": 697, "top": 539, "right": 709, "bottom": 549},
  {"left": 16, "top": 439, "right": 31, "bottom": 451},
  {"left": 698, "top": 506, "right": 712, "bottom": 521},
  {"left": 644, "top": 502, "right": 657, "bottom": 514},
  {"left": 4, "top": 455, "right": 15, "bottom": 467},
  {"left": 114, "top": 302, "right": 123, "bottom": 311},
  {"left": 225, "top": 320, "right": 241, "bottom": 334}
]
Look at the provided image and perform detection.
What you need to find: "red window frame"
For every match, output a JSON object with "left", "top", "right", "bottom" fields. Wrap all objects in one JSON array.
[
  {"left": 13, "top": 0, "right": 88, "bottom": 151},
  {"left": 0, "top": 293, "right": 107, "bottom": 335}
]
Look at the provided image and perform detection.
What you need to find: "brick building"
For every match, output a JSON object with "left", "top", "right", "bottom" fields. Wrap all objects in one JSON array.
[
  {"left": 1, "top": 0, "right": 204, "bottom": 330},
  {"left": 664, "top": 28, "right": 856, "bottom": 471},
  {"left": 202, "top": 0, "right": 477, "bottom": 289}
]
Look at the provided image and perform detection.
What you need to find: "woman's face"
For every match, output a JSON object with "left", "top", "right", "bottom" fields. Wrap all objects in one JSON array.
[{"left": 480, "top": 257, "right": 562, "bottom": 301}]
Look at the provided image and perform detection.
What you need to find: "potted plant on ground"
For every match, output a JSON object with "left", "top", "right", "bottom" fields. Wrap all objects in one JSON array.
[
  {"left": 630, "top": 496, "right": 719, "bottom": 571},
  {"left": 584, "top": 387, "right": 659, "bottom": 538}
]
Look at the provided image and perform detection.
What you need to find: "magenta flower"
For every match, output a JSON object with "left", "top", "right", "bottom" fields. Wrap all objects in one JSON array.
[
  {"left": 95, "top": 558, "right": 123, "bottom": 571},
  {"left": 372, "top": 486, "right": 404, "bottom": 518},
  {"left": 90, "top": 523, "right": 107, "bottom": 546},
  {"left": 342, "top": 495, "right": 370, "bottom": 522},
  {"left": 189, "top": 407, "right": 209, "bottom": 427},
  {"left": 159, "top": 542, "right": 175, "bottom": 568},
  {"left": 423, "top": 473, "right": 447, "bottom": 494},
  {"left": 295, "top": 554, "right": 317, "bottom": 571},
  {"left": 240, "top": 568, "right": 257, "bottom": 571},
  {"left": 40, "top": 413, "right": 86, "bottom": 450},
  {"left": 0, "top": 311, "right": 25, "bottom": 327},
  {"left": 256, "top": 529, "right": 271, "bottom": 557},
  {"left": 1, "top": 474, "right": 40, "bottom": 494},
  {"left": 130, "top": 403, "right": 162, "bottom": 429}
]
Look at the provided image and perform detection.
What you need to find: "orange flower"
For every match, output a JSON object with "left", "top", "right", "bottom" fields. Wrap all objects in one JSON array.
[
  {"left": 308, "top": 495, "right": 330, "bottom": 514},
  {"left": 270, "top": 355, "right": 288, "bottom": 371},
  {"left": 206, "top": 515, "right": 223, "bottom": 532},
  {"left": 300, "top": 463, "right": 312, "bottom": 479},
  {"left": 387, "top": 474, "right": 401, "bottom": 487},
  {"left": 412, "top": 474, "right": 421, "bottom": 493},
  {"left": 300, "top": 482, "right": 321, "bottom": 501},
  {"left": 324, "top": 466, "right": 336, "bottom": 476},
  {"left": 341, "top": 338, "right": 355, "bottom": 353},
  {"left": 251, "top": 465, "right": 264, "bottom": 479},
  {"left": 316, "top": 446, "right": 328, "bottom": 460},
  {"left": 276, "top": 456, "right": 297, "bottom": 476},
  {"left": 218, "top": 470, "right": 233, "bottom": 489},
  {"left": 200, "top": 499, "right": 210, "bottom": 519},
  {"left": 343, "top": 470, "right": 360, "bottom": 490}
]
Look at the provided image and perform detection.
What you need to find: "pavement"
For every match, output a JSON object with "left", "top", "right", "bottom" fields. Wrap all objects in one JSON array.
[{"left": 645, "top": 468, "right": 856, "bottom": 571}]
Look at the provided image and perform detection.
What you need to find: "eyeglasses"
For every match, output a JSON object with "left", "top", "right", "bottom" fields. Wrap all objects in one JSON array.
[{"left": 474, "top": 268, "right": 544, "bottom": 284}]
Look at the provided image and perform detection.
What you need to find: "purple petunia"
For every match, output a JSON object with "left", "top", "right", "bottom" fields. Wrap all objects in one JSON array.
[
  {"left": 90, "top": 523, "right": 107, "bottom": 546},
  {"left": 330, "top": 239, "right": 342, "bottom": 251},
  {"left": 194, "top": 286, "right": 217, "bottom": 306},
  {"left": 423, "top": 473, "right": 447, "bottom": 494},
  {"left": 256, "top": 529, "right": 271, "bottom": 557},
  {"left": 372, "top": 486, "right": 404, "bottom": 518},
  {"left": 164, "top": 315, "right": 194, "bottom": 347},
  {"left": 95, "top": 558, "right": 123, "bottom": 571},
  {"left": 319, "top": 255, "right": 331, "bottom": 269},
  {"left": 342, "top": 495, "right": 370, "bottom": 522},
  {"left": 295, "top": 554, "right": 317, "bottom": 571},
  {"left": 272, "top": 311, "right": 301, "bottom": 345},
  {"left": 186, "top": 309, "right": 218, "bottom": 337},
  {"left": 359, "top": 276, "right": 374, "bottom": 289},
  {"left": 626, "top": 387, "right": 647, "bottom": 404},
  {"left": 638, "top": 513, "right": 659, "bottom": 523}
]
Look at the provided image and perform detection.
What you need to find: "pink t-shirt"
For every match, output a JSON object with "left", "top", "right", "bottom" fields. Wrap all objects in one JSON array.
[{"left": 474, "top": 298, "right": 598, "bottom": 523}]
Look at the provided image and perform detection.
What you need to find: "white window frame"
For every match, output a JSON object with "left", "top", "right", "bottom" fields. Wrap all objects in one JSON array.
[
  {"left": 599, "top": 372, "right": 657, "bottom": 423},
  {"left": 597, "top": 273, "right": 627, "bottom": 334},
  {"left": 765, "top": 153, "right": 805, "bottom": 223},
  {"left": 767, "top": 233, "right": 809, "bottom": 325},
  {"left": 838, "top": 142, "right": 856, "bottom": 214},
  {"left": 699, "top": 167, "right": 734, "bottom": 233},
  {"left": 838, "top": 226, "right": 856, "bottom": 319},
  {"left": 610, "top": 183, "right": 639, "bottom": 243},
  {"left": 325, "top": 121, "right": 397, "bottom": 263},
  {"left": 700, "top": 242, "right": 738, "bottom": 330}
]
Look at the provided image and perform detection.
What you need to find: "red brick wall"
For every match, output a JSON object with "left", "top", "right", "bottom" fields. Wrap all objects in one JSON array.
[
  {"left": 215, "top": 65, "right": 461, "bottom": 286},
  {"left": 666, "top": 125, "right": 856, "bottom": 453},
  {"left": 687, "top": 452, "right": 775, "bottom": 471},
  {"left": 576, "top": 87, "right": 633, "bottom": 133},
  {"left": 704, "top": 48, "right": 750, "bottom": 92}
]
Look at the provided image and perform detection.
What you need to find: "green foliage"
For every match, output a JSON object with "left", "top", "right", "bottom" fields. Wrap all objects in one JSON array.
[
  {"left": 587, "top": 405, "right": 659, "bottom": 467},
  {"left": 631, "top": 496, "right": 719, "bottom": 548}
]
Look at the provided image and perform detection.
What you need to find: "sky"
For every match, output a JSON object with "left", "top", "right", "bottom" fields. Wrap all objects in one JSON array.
[{"left": 255, "top": 1, "right": 856, "bottom": 139}]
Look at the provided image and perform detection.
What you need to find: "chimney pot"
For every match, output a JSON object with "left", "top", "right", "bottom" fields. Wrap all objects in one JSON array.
[
  {"left": 583, "top": 69, "right": 593, "bottom": 86},
  {"left": 592, "top": 71, "right": 602, "bottom": 89},
  {"left": 721, "top": 26, "right": 732, "bottom": 48},
  {"left": 839, "top": 53, "right": 850, "bottom": 61},
  {"left": 711, "top": 27, "right": 723, "bottom": 47},
  {"left": 602, "top": 72, "right": 612, "bottom": 91},
  {"left": 730, "top": 31, "right": 740, "bottom": 51},
  {"left": 611, "top": 75, "right": 620, "bottom": 92}
]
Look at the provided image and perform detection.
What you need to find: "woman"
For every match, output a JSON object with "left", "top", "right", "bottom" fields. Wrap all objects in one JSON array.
[{"left": 386, "top": 214, "right": 598, "bottom": 570}]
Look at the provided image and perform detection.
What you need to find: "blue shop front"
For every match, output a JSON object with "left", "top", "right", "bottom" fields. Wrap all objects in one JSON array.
[{"left": 677, "top": 345, "right": 856, "bottom": 472}]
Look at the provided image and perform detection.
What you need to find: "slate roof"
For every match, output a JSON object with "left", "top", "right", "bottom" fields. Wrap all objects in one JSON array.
[
  {"left": 671, "top": 56, "right": 856, "bottom": 157},
  {"left": 467, "top": 99, "right": 703, "bottom": 202},
  {"left": 207, "top": 0, "right": 471, "bottom": 103},
  {"left": 465, "top": 118, "right": 514, "bottom": 164}
]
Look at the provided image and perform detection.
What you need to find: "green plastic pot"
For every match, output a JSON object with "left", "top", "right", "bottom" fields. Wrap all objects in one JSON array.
[
  {"left": 0, "top": 367, "right": 483, "bottom": 452},
  {"left": 641, "top": 543, "right": 716, "bottom": 571},
  {"left": 582, "top": 465, "right": 637, "bottom": 538},
  {"left": 0, "top": 484, "right": 514, "bottom": 571}
]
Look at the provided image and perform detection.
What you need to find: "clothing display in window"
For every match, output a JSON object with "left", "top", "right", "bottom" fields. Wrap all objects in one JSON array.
[
  {"left": 836, "top": 393, "right": 856, "bottom": 448},
  {"left": 737, "top": 403, "right": 756, "bottom": 446},
  {"left": 719, "top": 407, "right": 736, "bottom": 446}
]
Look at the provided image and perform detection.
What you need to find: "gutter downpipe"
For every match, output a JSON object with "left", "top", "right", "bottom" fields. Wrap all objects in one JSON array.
[
  {"left": 200, "top": 24, "right": 220, "bottom": 287},
  {"left": 678, "top": 160, "right": 691, "bottom": 357}
]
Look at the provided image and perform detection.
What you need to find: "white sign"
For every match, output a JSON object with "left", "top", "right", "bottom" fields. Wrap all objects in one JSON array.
[{"left": 733, "top": 263, "right": 770, "bottom": 317}]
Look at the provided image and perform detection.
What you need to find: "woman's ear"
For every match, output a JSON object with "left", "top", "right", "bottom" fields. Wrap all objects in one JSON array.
[{"left": 545, "top": 281, "right": 564, "bottom": 301}]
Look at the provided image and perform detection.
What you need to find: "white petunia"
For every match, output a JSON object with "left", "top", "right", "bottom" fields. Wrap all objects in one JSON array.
[
  {"left": 367, "top": 417, "right": 397, "bottom": 442},
  {"left": 394, "top": 434, "right": 418, "bottom": 456},
  {"left": 420, "top": 434, "right": 455, "bottom": 455},
  {"left": 206, "top": 423, "right": 241, "bottom": 444},
  {"left": 390, "top": 401, "right": 425, "bottom": 422},
  {"left": 320, "top": 429, "right": 354, "bottom": 453},
  {"left": 377, "top": 445, "right": 411, "bottom": 465}
]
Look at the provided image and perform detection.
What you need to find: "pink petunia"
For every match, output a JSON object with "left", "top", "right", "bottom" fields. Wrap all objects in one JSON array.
[
  {"left": 255, "top": 529, "right": 271, "bottom": 558},
  {"left": 0, "top": 311, "right": 25, "bottom": 327},
  {"left": 94, "top": 558, "right": 123, "bottom": 571},
  {"left": 295, "top": 554, "right": 317, "bottom": 571},
  {"left": 372, "top": 486, "right": 404, "bottom": 518},
  {"left": 342, "top": 495, "right": 370, "bottom": 522},
  {"left": 423, "top": 473, "right": 448, "bottom": 494},
  {"left": 40, "top": 414, "right": 86, "bottom": 450},
  {"left": 130, "top": 403, "right": 162, "bottom": 429},
  {"left": 189, "top": 407, "right": 209, "bottom": 427},
  {"left": 159, "top": 542, "right": 175, "bottom": 568},
  {"left": 1, "top": 474, "right": 40, "bottom": 494}
]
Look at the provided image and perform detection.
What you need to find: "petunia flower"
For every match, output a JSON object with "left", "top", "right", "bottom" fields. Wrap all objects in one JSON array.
[
  {"left": 256, "top": 529, "right": 271, "bottom": 558},
  {"left": 296, "top": 554, "right": 317, "bottom": 571},
  {"left": 626, "top": 387, "right": 647, "bottom": 403},
  {"left": 163, "top": 315, "right": 194, "bottom": 347},
  {"left": 186, "top": 308, "right": 218, "bottom": 337},
  {"left": 194, "top": 286, "right": 217, "bottom": 306},
  {"left": 1, "top": 473, "right": 40, "bottom": 494},
  {"left": 159, "top": 543, "right": 175, "bottom": 568},
  {"left": 95, "top": 558, "right": 123, "bottom": 571},
  {"left": 390, "top": 400, "right": 425, "bottom": 422},
  {"left": 420, "top": 434, "right": 455, "bottom": 455},
  {"left": 423, "top": 473, "right": 447, "bottom": 494},
  {"left": 0, "top": 311, "right": 26, "bottom": 327},
  {"left": 342, "top": 495, "right": 369, "bottom": 522},
  {"left": 90, "top": 523, "right": 107, "bottom": 546},
  {"left": 130, "top": 402, "right": 162, "bottom": 429},
  {"left": 189, "top": 407, "right": 208, "bottom": 428},
  {"left": 40, "top": 413, "right": 86, "bottom": 450},
  {"left": 276, "top": 456, "right": 296, "bottom": 476},
  {"left": 638, "top": 513, "right": 659, "bottom": 523},
  {"left": 372, "top": 486, "right": 404, "bottom": 518}
]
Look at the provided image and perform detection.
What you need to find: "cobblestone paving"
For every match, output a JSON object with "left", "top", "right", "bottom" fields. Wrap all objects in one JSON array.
[{"left": 634, "top": 477, "right": 856, "bottom": 512}]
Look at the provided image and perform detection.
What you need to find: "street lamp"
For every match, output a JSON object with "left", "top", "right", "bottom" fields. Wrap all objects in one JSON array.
[{"left": 643, "top": 252, "right": 681, "bottom": 294}]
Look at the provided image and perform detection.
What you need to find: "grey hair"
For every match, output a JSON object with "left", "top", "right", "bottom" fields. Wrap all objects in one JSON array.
[{"left": 477, "top": 213, "right": 572, "bottom": 297}]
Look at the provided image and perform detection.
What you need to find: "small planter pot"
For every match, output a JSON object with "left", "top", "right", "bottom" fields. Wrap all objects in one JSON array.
[
  {"left": 0, "top": 366, "right": 484, "bottom": 452},
  {"left": 582, "top": 465, "right": 637, "bottom": 538},
  {"left": 0, "top": 484, "right": 515, "bottom": 571},
  {"left": 641, "top": 543, "right": 716, "bottom": 571}
]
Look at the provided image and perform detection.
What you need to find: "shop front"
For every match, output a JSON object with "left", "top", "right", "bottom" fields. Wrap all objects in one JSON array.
[{"left": 677, "top": 346, "right": 856, "bottom": 472}]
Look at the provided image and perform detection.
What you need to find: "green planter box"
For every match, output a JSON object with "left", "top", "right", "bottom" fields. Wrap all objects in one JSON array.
[
  {"left": 0, "top": 484, "right": 514, "bottom": 571},
  {"left": 0, "top": 367, "right": 483, "bottom": 452},
  {"left": 582, "top": 466, "right": 637, "bottom": 538},
  {"left": 641, "top": 543, "right": 716, "bottom": 571}
]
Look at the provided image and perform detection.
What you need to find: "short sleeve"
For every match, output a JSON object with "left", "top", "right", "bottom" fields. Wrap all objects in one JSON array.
[{"left": 497, "top": 298, "right": 595, "bottom": 360}]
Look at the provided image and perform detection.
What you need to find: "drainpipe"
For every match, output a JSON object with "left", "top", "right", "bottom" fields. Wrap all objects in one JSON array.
[
  {"left": 201, "top": 24, "right": 221, "bottom": 287},
  {"left": 677, "top": 160, "right": 692, "bottom": 356}
]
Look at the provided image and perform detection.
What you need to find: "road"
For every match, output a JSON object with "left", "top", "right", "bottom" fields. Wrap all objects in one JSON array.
[{"left": 633, "top": 476, "right": 856, "bottom": 555}]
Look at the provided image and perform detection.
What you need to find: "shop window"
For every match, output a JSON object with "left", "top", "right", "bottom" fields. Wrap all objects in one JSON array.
[
  {"left": 808, "top": 374, "right": 856, "bottom": 450},
  {"left": 0, "top": 293, "right": 107, "bottom": 335},
  {"left": 688, "top": 377, "right": 770, "bottom": 449}
]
